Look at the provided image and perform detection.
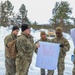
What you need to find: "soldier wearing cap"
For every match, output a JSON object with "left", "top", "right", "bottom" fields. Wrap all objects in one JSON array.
[
  {"left": 15, "top": 24, "right": 39, "bottom": 75},
  {"left": 35, "top": 31, "right": 51, "bottom": 75},
  {"left": 48, "top": 27, "right": 70, "bottom": 75},
  {"left": 4, "top": 26, "right": 19, "bottom": 75}
]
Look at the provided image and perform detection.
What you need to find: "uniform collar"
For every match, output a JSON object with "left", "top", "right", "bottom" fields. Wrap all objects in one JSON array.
[
  {"left": 40, "top": 38, "right": 47, "bottom": 41},
  {"left": 11, "top": 33, "right": 17, "bottom": 39},
  {"left": 21, "top": 32, "right": 30, "bottom": 38},
  {"left": 56, "top": 35, "right": 63, "bottom": 39}
]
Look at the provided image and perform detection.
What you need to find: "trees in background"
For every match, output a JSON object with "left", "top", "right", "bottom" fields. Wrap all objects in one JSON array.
[
  {"left": 0, "top": 0, "right": 75, "bottom": 28},
  {"left": 19, "top": 4, "right": 30, "bottom": 25},
  {"left": 50, "top": 1, "right": 72, "bottom": 28},
  {"left": 0, "top": 1, "right": 30, "bottom": 26},
  {"left": 0, "top": 0, "right": 14, "bottom": 26}
]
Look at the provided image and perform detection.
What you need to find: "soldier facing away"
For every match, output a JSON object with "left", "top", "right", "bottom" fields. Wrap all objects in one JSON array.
[
  {"left": 48, "top": 27, "right": 70, "bottom": 75},
  {"left": 15, "top": 24, "right": 39, "bottom": 75},
  {"left": 4, "top": 26, "right": 19, "bottom": 75}
]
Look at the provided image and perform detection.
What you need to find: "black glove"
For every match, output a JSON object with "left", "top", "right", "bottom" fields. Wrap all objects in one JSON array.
[{"left": 60, "top": 44, "right": 64, "bottom": 48}]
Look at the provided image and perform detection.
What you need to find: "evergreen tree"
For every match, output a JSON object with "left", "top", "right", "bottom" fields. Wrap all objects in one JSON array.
[
  {"left": 50, "top": 1, "right": 72, "bottom": 28},
  {"left": 19, "top": 4, "right": 30, "bottom": 24},
  {"left": 0, "top": 0, "right": 14, "bottom": 26},
  {"left": 0, "top": 1, "right": 4, "bottom": 26}
]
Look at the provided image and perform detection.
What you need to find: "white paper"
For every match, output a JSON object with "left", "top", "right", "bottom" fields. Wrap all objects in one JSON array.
[{"left": 36, "top": 41, "right": 60, "bottom": 70}]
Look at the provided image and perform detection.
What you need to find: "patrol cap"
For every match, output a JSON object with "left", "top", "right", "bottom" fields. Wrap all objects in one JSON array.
[
  {"left": 55, "top": 27, "right": 62, "bottom": 33},
  {"left": 12, "top": 26, "right": 19, "bottom": 31},
  {"left": 21, "top": 24, "right": 29, "bottom": 32},
  {"left": 40, "top": 31, "right": 46, "bottom": 36}
]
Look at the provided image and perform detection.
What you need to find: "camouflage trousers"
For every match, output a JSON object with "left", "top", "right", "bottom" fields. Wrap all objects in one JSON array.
[
  {"left": 5, "top": 58, "right": 16, "bottom": 75},
  {"left": 16, "top": 57, "right": 31, "bottom": 75},
  {"left": 57, "top": 60, "right": 64, "bottom": 75},
  {"left": 48, "top": 58, "right": 65, "bottom": 75},
  {"left": 40, "top": 69, "right": 45, "bottom": 75},
  {"left": 40, "top": 69, "right": 54, "bottom": 75},
  {"left": 47, "top": 70, "right": 54, "bottom": 75}
]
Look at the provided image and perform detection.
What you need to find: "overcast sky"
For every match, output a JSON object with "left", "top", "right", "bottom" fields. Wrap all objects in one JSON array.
[{"left": 1, "top": 0, "right": 75, "bottom": 24}]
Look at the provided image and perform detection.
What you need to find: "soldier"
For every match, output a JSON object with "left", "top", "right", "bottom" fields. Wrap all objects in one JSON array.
[
  {"left": 4, "top": 26, "right": 19, "bottom": 75},
  {"left": 16, "top": 24, "right": 39, "bottom": 75},
  {"left": 48, "top": 27, "right": 70, "bottom": 75},
  {"left": 35, "top": 31, "right": 51, "bottom": 75}
]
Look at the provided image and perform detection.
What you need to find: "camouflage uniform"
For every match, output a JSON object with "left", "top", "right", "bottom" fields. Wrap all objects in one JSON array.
[
  {"left": 4, "top": 33, "right": 17, "bottom": 75},
  {"left": 48, "top": 36, "right": 70, "bottom": 75},
  {"left": 16, "top": 32, "right": 35, "bottom": 75},
  {"left": 35, "top": 38, "right": 52, "bottom": 75},
  {"left": 72, "top": 48, "right": 75, "bottom": 75}
]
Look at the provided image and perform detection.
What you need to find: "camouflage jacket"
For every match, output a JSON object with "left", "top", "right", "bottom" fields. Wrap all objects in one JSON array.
[
  {"left": 4, "top": 33, "right": 17, "bottom": 58},
  {"left": 16, "top": 32, "right": 35, "bottom": 61},
  {"left": 35, "top": 38, "right": 51, "bottom": 53},
  {"left": 51, "top": 36, "right": 70, "bottom": 58}
]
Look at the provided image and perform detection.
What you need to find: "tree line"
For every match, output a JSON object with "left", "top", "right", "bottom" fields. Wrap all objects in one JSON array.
[
  {"left": 0, "top": 0, "right": 30, "bottom": 27},
  {"left": 0, "top": 0, "right": 75, "bottom": 30}
]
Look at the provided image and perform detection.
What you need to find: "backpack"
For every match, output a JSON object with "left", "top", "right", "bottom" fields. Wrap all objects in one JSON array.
[{"left": 6, "top": 39, "right": 17, "bottom": 58}]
